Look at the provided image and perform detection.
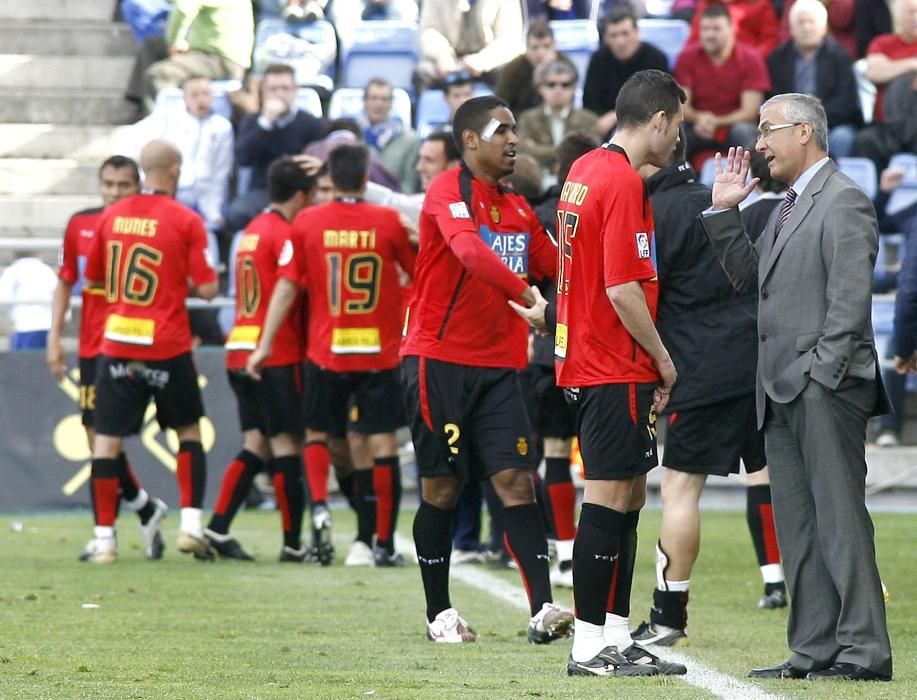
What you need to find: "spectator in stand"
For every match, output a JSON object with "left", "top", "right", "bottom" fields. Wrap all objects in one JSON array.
[
  {"left": 688, "top": 0, "right": 780, "bottom": 59},
  {"left": 525, "top": 0, "right": 593, "bottom": 20},
  {"left": 583, "top": 6, "right": 670, "bottom": 138},
  {"left": 358, "top": 78, "right": 420, "bottom": 193},
  {"left": 496, "top": 21, "right": 575, "bottom": 117},
  {"left": 119, "top": 75, "right": 234, "bottom": 233},
  {"left": 414, "top": 0, "right": 524, "bottom": 92},
  {"left": 331, "top": 0, "right": 420, "bottom": 45},
  {"left": 227, "top": 64, "right": 326, "bottom": 233},
  {"left": 676, "top": 4, "right": 770, "bottom": 157},
  {"left": 855, "top": 0, "right": 893, "bottom": 58},
  {"left": 304, "top": 119, "right": 402, "bottom": 189},
  {"left": 444, "top": 71, "right": 477, "bottom": 121},
  {"left": 124, "top": 0, "right": 254, "bottom": 117},
  {"left": 517, "top": 61, "right": 600, "bottom": 179},
  {"left": 861, "top": 0, "right": 917, "bottom": 124},
  {"left": 0, "top": 252, "right": 58, "bottom": 351},
  {"left": 778, "top": 0, "right": 857, "bottom": 58},
  {"left": 854, "top": 71, "right": 917, "bottom": 186},
  {"left": 767, "top": 0, "right": 863, "bottom": 158}
]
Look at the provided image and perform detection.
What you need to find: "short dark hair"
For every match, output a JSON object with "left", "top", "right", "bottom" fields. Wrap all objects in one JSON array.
[
  {"left": 748, "top": 146, "right": 787, "bottom": 194},
  {"left": 526, "top": 19, "right": 554, "bottom": 41},
  {"left": 424, "top": 131, "right": 461, "bottom": 163},
  {"left": 263, "top": 63, "right": 296, "bottom": 79},
  {"left": 556, "top": 132, "right": 599, "bottom": 184},
  {"left": 444, "top": 70, "right": 474, "bottom": 95},
  {"left": 327, "top": 118, "right": 362, "bottom": 139},
  {"left": 601, "top": 5, "right": 638, "bottom": 32},
  {"left": 99, "top": 155, "right": 140, "bottom": 183},
  {"left": 452, "top": 95, "right": 510, "bottom": 154},
  {"left": 700, "top": 3, "right": 731, "bottom": 22},
  {"left": 328, "top": 143, "right": 370, "bottom": 191},
  {"left": 363, "top": 78, "right": 392, "bottom": 98},
  {"left": 615, "top": 69, "right": 687, "bottom": 130},
  {"left": 268, "top": 157, "right": 316, "bottom": 202}
]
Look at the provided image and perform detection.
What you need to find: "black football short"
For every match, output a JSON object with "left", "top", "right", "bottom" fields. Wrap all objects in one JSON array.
[
  {"left": 227, "top": 363, "right": 303, "bottom": 437},
  {"left": 344, "top": 365, "right": 408, "bottom": 436},
  {"left": 304, "top": 362, "right": 404, "bottom": 436},
  {"left": 78, "top": 356, "right": 99, "bottom": 428},
  {"left": 401, "top": 355, "right": 536, "bottom": 482},
  {"left": 94, "top": 353, "right": 206, "bottom": 437},
  {"left": 520, "top": 365, "right": 577, "bottom": 440},
  {"left": 663, "top": 394, "right": 766, "bottom": 476},
  {"left": 575, "top": 382, "right": 658, "bottom": 480}
]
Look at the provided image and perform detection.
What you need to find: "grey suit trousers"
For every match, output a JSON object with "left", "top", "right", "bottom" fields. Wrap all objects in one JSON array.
[{"left": 764, "top": 379, "right": 892, "bottom": 676}]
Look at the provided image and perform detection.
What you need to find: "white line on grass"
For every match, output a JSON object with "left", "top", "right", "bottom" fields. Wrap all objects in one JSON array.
[{"left": 396, "top": 534, "right": 783, "bottom": 700}]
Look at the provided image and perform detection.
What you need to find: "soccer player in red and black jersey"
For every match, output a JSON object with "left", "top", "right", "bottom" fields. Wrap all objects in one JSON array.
[
  {"left": 81, "top": 140, "right": 219, "bottom": 564},
  {"left": 513, "top": 70, "right": 688, "bottom": 677},
  {"left": 250, "top": 143, "right": 417, "bottom": 567},
  {"left": 204, "top": 157, "right": 315, "bottom": 562},
  {"left": 48, "top": 155, "right": 170, "bottom": 561},
  {"left": 398, "top": 95, "right": 572, "bottom": 645}
]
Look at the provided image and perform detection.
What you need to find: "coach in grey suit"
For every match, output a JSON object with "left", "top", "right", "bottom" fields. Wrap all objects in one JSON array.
[{"left": 700, "top": 92, "right": 893, "bottom": 682}]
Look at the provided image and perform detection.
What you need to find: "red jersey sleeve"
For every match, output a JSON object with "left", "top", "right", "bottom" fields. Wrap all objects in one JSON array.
[
  {"left": 602, "top": 178, "right": 656, "bottom": 288},
  {"left": 528, "top": 218, "right": 557, "bottom": 282},
  {"left": 84, "top": 211, "right": 108, "bottom": 285},
  {"left": 59, "top": 216, "right": 80, "bottom": 284},
  {"left": 187, "top": 216, "right": 217, "bottom": 287},
  {"left": 278, "top": 230, "right": 306, "bottom": 287}
]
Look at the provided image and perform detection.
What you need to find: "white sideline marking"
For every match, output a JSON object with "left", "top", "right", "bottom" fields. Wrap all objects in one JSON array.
[{"left": 396, "top": 534, "right": 783, "bottom": 700}]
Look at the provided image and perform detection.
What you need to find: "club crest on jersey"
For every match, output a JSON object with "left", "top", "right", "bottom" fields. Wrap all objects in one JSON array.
[
  {"left": 636, "top": 232, "right": 651, "bottom": 259},
  {"left": 516, "top": 437, "right": 529, "bottom": 456},
  {"left": 479, "top": 225, "right": 529, "bottom": 276},
  {"left": 490, "top": 205, "right": 501, "bottom": 224},
  {"left": 449, "top": 202, "right": 471, "bottom": 219}
]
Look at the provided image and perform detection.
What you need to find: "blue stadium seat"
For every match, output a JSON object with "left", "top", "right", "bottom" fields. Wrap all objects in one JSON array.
[
  {"left": 297, "top": 86, "right": 323, "bottom": 117},
  {"left": 638, "top": 18, "right": 691, "bottom": 70},
  {"left": 253, "top": 18, "right": 337, "bottom": 82},
  {"left": 339, "top": 20, "right": 419, "bottom": 90},
  {"left": 887, "top": 152, "right": 917, "bottom": 217},
  {"left": 549, "top": 20, "right": 599, "bottom": 88},
  {"left": 328, "top": 87, "right": 413, "bottom": 129},
  {"left": 153, "top": 80, "right": 240, "bottom": 121},
  {"left": 838, "top": 156, "right": 878, "bottom": 200},
  {"left": 416, "top": 84, "right": 493, "bottom": 137},
  {"left": 872, "top": 293, "right": 895, "bottom": 364}
]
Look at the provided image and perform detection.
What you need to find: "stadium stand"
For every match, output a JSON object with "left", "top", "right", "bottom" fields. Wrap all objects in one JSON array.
[
  {"left": 252, "top": 17, "right": 337, "bottom": 84},
  {"left": 887, "top": 152, "right": 917, "bottom": 218},
  {"left": 297, "top": 86, "right": 324, "bottom": 117},
  {"left": 328, "top": 87, "right": 413, "bottom": 128},
  {"left": 548, "top": 20, "right": 599, "bottom": 89},
  {"left": 338, "top": 20, "right": 419, "bottom": 90},
  {"left": 838, "top": 156, "right": 879, "bottom": 200},
  {"left": 637, "top": 18, "right": 691, "bottom": 70}
]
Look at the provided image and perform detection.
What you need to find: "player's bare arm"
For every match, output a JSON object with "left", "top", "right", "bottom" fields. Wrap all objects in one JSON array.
[
  {"left": 47, "top": 280, "right": 74, "bottom": 380},
  {"left": 190, "top": 280, "right": 219, "bottom": 300},
  {"left": 606, "top": 281, "right": 677, "bottom": 411},
  {"left": 246, "top": 277, "right": 299, "bottom": 379}
]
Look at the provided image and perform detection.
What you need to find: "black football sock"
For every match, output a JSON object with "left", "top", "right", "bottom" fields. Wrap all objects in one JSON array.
[
  {"left": 208, "top": 450, "right": 263, "bottom": 534},
  {"left": 336, "top": 472, "right": 357, "bottom": 512},
  {"left": 503, "top": 502, "right": 552, "bottom": 615},
  {"left": 413, "top": 500, "right": 455, "bottom": 622},
  {"left": 271, "top": 455, "right": 305, "bottom": 550},
  {"left": 177, "top": 440, "right": 207, "bottom": 510},
  {"left": 650, "top": 588, "right": 689, "bottom": 630},
  {"left": 608, "top": 509, "right": 640, "bottom": 618},
  {"left": 354, "top": 468, "right": 376, "bottom": 546},
  {"left": 572, "top": 503, "right": 626, "bottom": 625},
  {"left": 372, "top": 456, "right": 401, "bottom": 553},
  {"left": 746, "top": 484, "right": 782, "bottom": 569},
  {"left": 117, "top": 453, "right": 155, "bottom": 523}
]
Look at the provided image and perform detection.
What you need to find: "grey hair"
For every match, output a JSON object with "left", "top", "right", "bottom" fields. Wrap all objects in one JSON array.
[
  {"left": 789, "top": 0, "right": 827, "bottom": 27},
  {"left": 539, "top": 59, "right": 578, "bottom": 85},
  {"left": 761, "top": 92, "right": 829, "bottom": 152}
]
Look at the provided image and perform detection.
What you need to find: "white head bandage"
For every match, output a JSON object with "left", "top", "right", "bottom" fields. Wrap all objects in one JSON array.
[{"left": 481, "top": 118, "right": 501, "bottom": 142}]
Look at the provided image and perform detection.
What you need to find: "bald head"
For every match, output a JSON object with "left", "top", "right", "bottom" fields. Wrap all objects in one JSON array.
[{"left": 140, "top": 139, "right": 182, "bottom": 173}]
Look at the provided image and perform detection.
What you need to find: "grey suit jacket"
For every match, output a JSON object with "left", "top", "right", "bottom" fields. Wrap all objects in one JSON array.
[{"left": 700, "top": 159, "right": 889, "bottom": 427}]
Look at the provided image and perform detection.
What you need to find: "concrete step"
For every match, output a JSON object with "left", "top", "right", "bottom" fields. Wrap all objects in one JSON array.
[
  {"left": 0, "top": 227, "right": 62, "bottom": 245},
  {"left": 0, "top": 159, "right": 101, "bottom": 196},
  {"left": 0, "top": 89, "right": 130, "bottom": 124},
  {"left": 0, "top": 195, "right": 101, "bottom": 232},
  {"left": 0, "top": 124, "right": 122, "bottom": 160},
  {"left": 0, "top": 0, "right": 116, "bottom": 22},
  {"left": 0, "top": 20, "right": 134, "bottom": 56},
  {"left": 0, "top": 54, "right": 132, "bottom": 90}
]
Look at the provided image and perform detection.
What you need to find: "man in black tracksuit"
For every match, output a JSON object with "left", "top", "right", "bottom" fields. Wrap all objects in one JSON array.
[{"left": 631, "top": 144, "right": 788, "bottom": 648}]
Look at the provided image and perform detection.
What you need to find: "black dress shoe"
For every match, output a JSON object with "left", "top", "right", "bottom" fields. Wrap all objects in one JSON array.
[
  {"left": 748, "top": 660, "right": 808, "bottom": 679},
  {"left": 806, "top": 662, "right": 891, "bottom": 681}
]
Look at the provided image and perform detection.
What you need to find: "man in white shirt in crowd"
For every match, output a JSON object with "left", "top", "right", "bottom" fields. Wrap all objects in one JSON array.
[{"left": 0, "top": 252, "right": 59, "bottom": 350}]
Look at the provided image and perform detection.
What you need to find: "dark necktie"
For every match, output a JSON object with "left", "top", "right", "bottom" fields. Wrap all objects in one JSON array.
[{"left": 774, "top": 188, "right": 798, "bottom": 239}]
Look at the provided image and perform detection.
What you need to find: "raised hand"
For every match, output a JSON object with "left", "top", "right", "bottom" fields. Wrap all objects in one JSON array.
[{"left": 711, "top": 147, "right": 759, "bottom": 211}]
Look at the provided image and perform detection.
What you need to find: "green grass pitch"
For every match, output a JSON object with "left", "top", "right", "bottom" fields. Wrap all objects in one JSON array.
[{"left": 0, "top": 507, "right": 913, "bottom": 699}]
